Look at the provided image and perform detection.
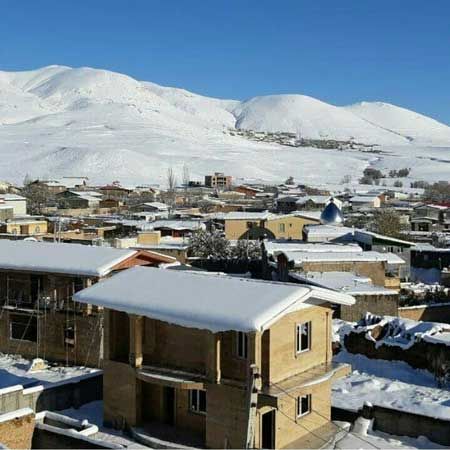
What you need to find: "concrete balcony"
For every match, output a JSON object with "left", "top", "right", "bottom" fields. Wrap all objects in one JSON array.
[{"left": 259, "top": 362, "right": 350, "bottom": 407}]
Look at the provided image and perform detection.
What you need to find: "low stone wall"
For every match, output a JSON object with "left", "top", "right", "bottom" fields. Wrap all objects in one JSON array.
[
  {"left": 0, "top": 385, "right": 42, "bottom": 415},
  {"left": 344, "top": 331, "right": 450, "bottom": 373},
  {"left": 36, "top": 372, "right": 103, "bottom": 412},
  {"left": 189, "top": 258, "right": 263, "bottom": 276},
  {"left": 332, "top": 403, "right": 450, "bottom": 446},
  {"left": 399, "top": 303, "right": 450, "bottom": 323},
  {"left": 32, "top": 426, "right": 120, "bottom": 449},
  {"left": 340, "top": 293, "right": 398, "bottom": 322}
]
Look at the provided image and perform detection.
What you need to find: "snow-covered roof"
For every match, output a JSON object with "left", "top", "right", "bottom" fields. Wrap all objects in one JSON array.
[
  {"left": 354, "top": 229, "right": 415, "bottom": 247},
  {"left": 42, "top": 180, "right": 65, "bottom": 187},
  {"left": 213, "top": 211, "right": 272, "bottom": 221},
  {"left": 303, "top": 225, "right": 354, "bottom": 241},
  {"left": 142, "top": 202, "right": 169, "bottom": 210},
  {"left": 73, "top": 266, "right": 355, "bottom": 332},
  {"left": 0, "top": 194, "right": 26, "bottom": 201},
  {"left": 265, "top": 241, "right": 362, "bottom": 255},
  {"left": 280, "top": 250, "right": 405, "bottom": 265},
  {"left": 292, "top": 271, "right": 398, "bottom": 296},
  {"left": 0, "top": 240, "right": 138, "bottom": 277},
  {"left": 415, "top": 204, "right": 449, "bottom": 210},
  {"left": 58, "top": 177, "right": 89, "bottom": 188},
  {"left": 150, "top": 220, "right": 205, "bottom": 231},
  {"left": 68, "top": 191, "right": 102, "bottom": 198},
  {"left": 296, "top": 195, "right": 332, "bottom": 205},
  {"left": 291, "top": 211, "right": 322, "bottom": 221},
  {"left": 350, "top": 195, "right": 379, "bottom": 203}
]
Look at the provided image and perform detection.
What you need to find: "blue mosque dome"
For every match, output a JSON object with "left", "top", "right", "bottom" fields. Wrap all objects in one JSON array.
[{"left": 320, "top": 199, "right": 344, "bottom": 225}]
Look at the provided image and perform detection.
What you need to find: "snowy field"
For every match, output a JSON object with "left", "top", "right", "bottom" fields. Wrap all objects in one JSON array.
[
  {"left": 332, "top": 318, "right": 450, "bottom": 421},
  {"left": 0, "top": 65, "right": 449, "bottom": 186},
  {"left": 0, "top": 353, "right": 99, "bottom": 389},
  {"left": 62, "top": 401, "right": 445, "bottom": 449},
  {"left": 334, "top": 418, "right": 446, "bottom": 449},
  {"left": 333, "top": 349, "right": 450, "bottom": 420},
  {"left": 332, "top": 318, "right": 450, "bottom": 448}
]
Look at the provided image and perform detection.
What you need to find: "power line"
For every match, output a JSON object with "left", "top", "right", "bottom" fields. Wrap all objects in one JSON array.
[{"left": 269, "top": 379, "right": 381, "bottom": 449}]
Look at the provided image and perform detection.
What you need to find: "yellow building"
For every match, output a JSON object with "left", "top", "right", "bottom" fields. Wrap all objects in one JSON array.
[
  {"left": 1, "top": 218, "right": 48, "bottom": 235},
  {"left": 135, "top": 231, "right": 189, "bottom": 263},
  {"left": 219, "top": 211, "right": 321, "bottom": 240},
  {"left": 74, "top": 266, "right": 354, "bottom": 449}
]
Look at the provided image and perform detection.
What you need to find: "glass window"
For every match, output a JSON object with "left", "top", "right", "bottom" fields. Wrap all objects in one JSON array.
[
  {"left": 10, "top": 314, "right": 37, "bottom": 342},
  {"left": 236, "top": 331, "right": 248, "bottom": 359},
  {"left": 64, "top": 326, "right": 75, "bottom": 347},
  {"left": 297, "top": 394, "right": 311, "bottom": 417},
  {"left": 296, "top": 321, "right": 311, "bottom": 353},
  {"left": 189, "top": 389, "right": 206, "bottom": 414}
]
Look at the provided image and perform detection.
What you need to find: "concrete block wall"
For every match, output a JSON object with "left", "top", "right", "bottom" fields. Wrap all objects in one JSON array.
[{"left": 0, "top": 385, "right": 42, "bottom": 415}]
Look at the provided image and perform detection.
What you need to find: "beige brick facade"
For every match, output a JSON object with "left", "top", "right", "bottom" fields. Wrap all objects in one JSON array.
[{"left": 103, "top": 303, "right": 342, "bottom": 448}]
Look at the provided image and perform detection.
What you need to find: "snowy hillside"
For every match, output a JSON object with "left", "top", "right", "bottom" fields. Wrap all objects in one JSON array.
[
  {"left": 346, "top": 102, "right": 450, "bottom": 146},
  {"left": 0, "top": 65, "right": 449, "bottom": 185},
  {"left": 233, "top": 95, "right": 409, "bottom": 145}
]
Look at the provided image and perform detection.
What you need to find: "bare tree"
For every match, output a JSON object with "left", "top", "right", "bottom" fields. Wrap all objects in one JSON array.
[
  {"left": 182, "top": 163, "right": 190, "bottom": 206},
  {"left": 23, "top": 173, "right": 33, "bottom": 187},
  {"left": 182, "top": 163, "right": 190, "bottom": 190},
  {"left": 22, "top": 181, "right": 51, "bottom": 215},
  {"left": 370, "top": 208, "right": 405, "bottom": 238},
  {"left": 167, "top": 167, "right": 177, "bottom": 191},
  {"left": 189, "top": 230, "right": 230, "bottom": 259},
  {"left": 166, "top": 166, "right": 177, "bottom": 210}
]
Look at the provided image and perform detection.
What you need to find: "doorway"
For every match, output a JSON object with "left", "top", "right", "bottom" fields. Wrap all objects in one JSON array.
[
  {"left": 163, "top": 387, "right": 176, "bottom": 425},
  {"left": 261, "top": 410, "right": 275, "bottom": 449}
]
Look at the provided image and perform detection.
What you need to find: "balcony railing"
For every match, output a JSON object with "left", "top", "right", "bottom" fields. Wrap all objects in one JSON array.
[{"left": 1, "top": 295, "right": 88, "bottom": 313}]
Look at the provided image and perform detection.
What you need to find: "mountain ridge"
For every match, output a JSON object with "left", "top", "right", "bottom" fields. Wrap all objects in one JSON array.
[{"left": 0, "top": 65, "right": 449, "bottom": 185}]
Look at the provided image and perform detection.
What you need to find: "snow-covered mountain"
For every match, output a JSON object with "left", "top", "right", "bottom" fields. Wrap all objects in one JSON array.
[
  {"left": 345, "top": 101, "right": 450, "bottom": 145},
  {"left": 0, "top": 65, "right": 449, "bottom": 185}
]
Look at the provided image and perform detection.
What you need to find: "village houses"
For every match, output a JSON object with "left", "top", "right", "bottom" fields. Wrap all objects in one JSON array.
[
  {"left": 0, "top": 240, "right": 175, "bottom": 367},
  {"left": 74, "top": 266, "right": 354, "bottom": 449}
]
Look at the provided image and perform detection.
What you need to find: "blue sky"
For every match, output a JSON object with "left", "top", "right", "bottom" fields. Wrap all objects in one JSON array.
[{"left": 1, "top": 0, "right": 449, "bottom": 124}]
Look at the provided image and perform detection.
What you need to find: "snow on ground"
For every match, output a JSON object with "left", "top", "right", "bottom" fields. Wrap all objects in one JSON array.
[
  {"left": 333, "top": 349, "right": 450, "bottom": 420},
  {"left": 334, "top": 419, "right": 446, "bottom": 449},
  {"left": 345, "top": 102, "right": 450, "bottom": 146},
  {"left": 0, "top": 65, "right": 449, "bottom": 186},
  {"left": 0, "top": 353, "right": 99, "bottom": 389},
  {"left": 61, "top": 401, "right": 146, "bottom": 448},
  {"left": 332, "top": 318, "right": 450, "bottom": 421},
  {"left": 332, "top": 318, "right": 356, "bottom": 342}
]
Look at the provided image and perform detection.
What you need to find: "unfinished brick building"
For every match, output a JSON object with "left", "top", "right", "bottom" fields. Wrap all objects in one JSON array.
[
  {"left": 0, "top": 240, "right": 175, "bottom": 367},
  {"left": 74, "top": 266, "right": 354, "bottom": 448}
]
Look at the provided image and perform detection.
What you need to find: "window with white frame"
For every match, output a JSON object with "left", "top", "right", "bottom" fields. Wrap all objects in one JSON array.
[
  {"left": 189, "top": 389, "right": 206, "bottom": 414},
  {"left": 236, "top": 331, "right": 248, "bottom": 359},
  {"left": 279, "top": 223, "right": 285, "bottom": 232},
  {"left": 297, "top": 394, "right": 311, "bottom": 417},
  {"left": 296, "top": 321, "right": 311, "bottom": 353}
]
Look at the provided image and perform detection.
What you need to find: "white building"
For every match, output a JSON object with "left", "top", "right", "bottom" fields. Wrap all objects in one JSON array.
[{"left": 0, "top": 194, "right": 27, "bottom": 216}]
